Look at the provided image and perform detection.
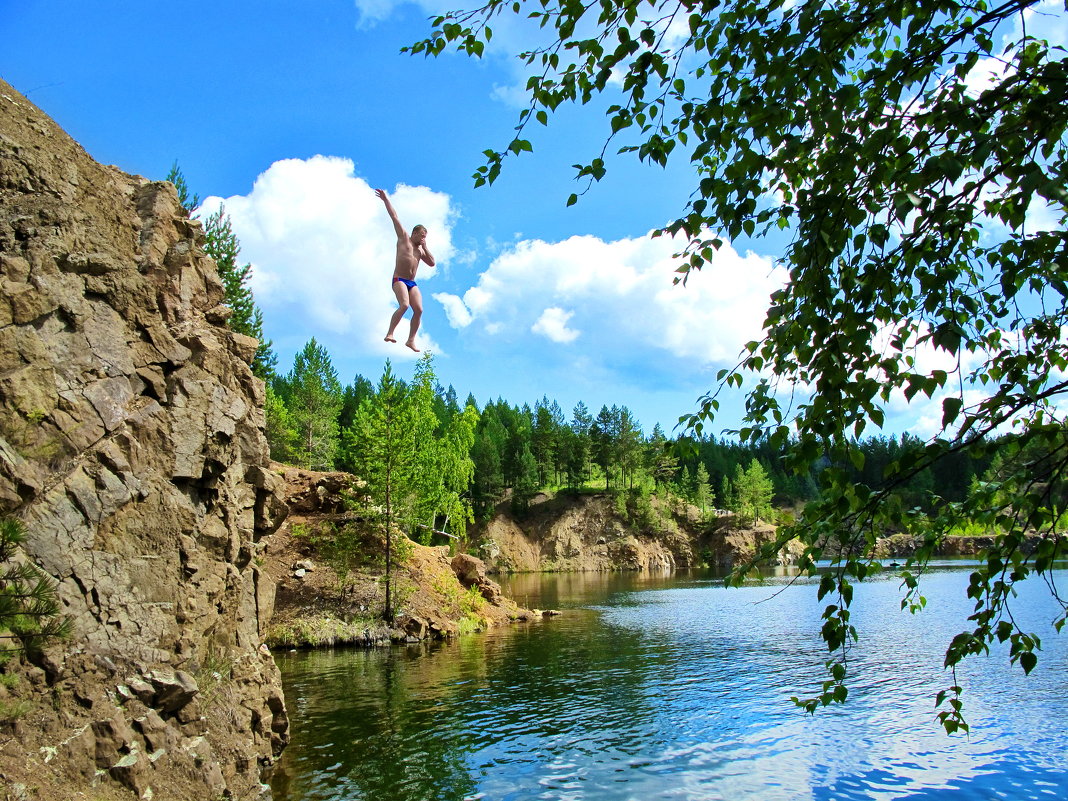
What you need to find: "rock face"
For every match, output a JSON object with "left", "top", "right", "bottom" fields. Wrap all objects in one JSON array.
[
  {"left": 472, "top": 494, "right": 803, "bottom": 574},
  {"left": 0, "top": 79, "right": 289, "bottom": 798},
  {"left": 475, "top": 494, "right": 699, "bottom": 573}
]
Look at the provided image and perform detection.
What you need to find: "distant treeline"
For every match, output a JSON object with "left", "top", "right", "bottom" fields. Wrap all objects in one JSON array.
[{"left": 262, "top": 339, "right": 998, "bottom": 537}]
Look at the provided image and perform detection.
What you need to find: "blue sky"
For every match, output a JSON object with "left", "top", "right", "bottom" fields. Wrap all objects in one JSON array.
[{"left": 4, "top": 1, "right": 1066, "bottom": 438}]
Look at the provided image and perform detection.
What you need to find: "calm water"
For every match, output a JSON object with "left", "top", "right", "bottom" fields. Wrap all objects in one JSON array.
[{"left": 271, "top": 565, "right": 1068, "bottom": 800}]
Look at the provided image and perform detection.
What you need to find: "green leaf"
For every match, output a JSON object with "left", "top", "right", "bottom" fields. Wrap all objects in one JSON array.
[
  {"left": 1019, "top": 651, "right": 1037, "bottom": 675},
  {"left": 941, "top": 397, "right": 963, "bottom": 427}
]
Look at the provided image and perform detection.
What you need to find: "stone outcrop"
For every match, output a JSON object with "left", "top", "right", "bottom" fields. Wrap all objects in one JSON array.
[
  {"left": 472, "top": 493, "right": 804, "bottom": 574},
  {"left": 451, "top": 553, "right": 504, "bottom": 604},
  {"left": 474, "top": 494, "right": 700, "bottom": 573},
  {"left": 0, "top": 79, "right": 288, "bottom": 799}
]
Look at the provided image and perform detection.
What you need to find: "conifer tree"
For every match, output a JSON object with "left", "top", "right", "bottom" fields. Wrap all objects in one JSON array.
[
  {"left": 165, "top": 163, "right": 276, "bottom": 380},
  {"left": 285, "top": 338, "right": 343, "bottom": 470},
  {"left": 532, "top": 398, "right": 559, "bottom": 487},
  {"left": 732, "top": 460, "right": 775, "bottom": 527},
  {"left": 166, "top": 161, "right": 200, "bottom": 213},
  {"left": 693, "top": 462, "right": 712, "bottom": 512},
  {"left": 264, "top": 384, "right": 298, "bottom": 463},
  {"left": 346, "top": 362, "right": 415, "bottom": 622},
  {"left": 592, "top": 405, "right": 617, "bottom": 489},
  {"left": 471, "top": 430, "right": 504, "bottom": 519},
  {"left": 408, "top": 355, "right": 477, "bottom": 541},
  {"left": 1, "top": 518, "right": 71, "bottom": 651},
  {"left": 201, "top": 207, "right": 277, "bottom": 380},
  {"left": 511, "top": 442, "right": 540, "bottom": 516}
]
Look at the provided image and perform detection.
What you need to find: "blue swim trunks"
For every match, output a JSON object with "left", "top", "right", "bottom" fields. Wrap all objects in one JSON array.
[{"left": 393, "top": 276, "right": 417, "bottom": 289}]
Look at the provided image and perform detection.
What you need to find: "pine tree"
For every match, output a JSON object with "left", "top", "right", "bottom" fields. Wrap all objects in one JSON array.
[
  {"left": 733, "top": 459, "right": 774, "bottom": 526},
  {"left": 264, "top": 384, "right": 298, "bottom": 463},
  {"left": 570, "top": 402, "right": 593, "bottom": 486},
  {"left": 166, "top": 161, "right": 201, "bottom": 213},
  {"left": 345, "top": 363, "right": 415, "bottom": 622},
  {"left": 693, "top": 463, "right": 712, "bottom": 512},
  {"left": 201, "top": 207, "right": 277, "bottom": 380},
  {"left": 511, "top": 442, "right": 540, "bottom": 516},
  {"left": 285, "top": 339, "right": 343, "bottom": 470},
  {"left": 408, "top": 355, "right": 476, "bottom": 541},
  {"left": 1, "top": 518, "right": 71, "bottom": 651},
  {"left": 471, "top": 430, "right": 504, "bottom": 520},
  {"left": 165, "top": 162, "right": 276, "bottom": 380},
  {"left": 532, "top": 398, "right": 559, "bottom": 487},
  {"left": 616, "top": 406, "right": 643, "bottom": 489},
  {"left": 592, "top": 405, "right": 617, "bottom": 489}
]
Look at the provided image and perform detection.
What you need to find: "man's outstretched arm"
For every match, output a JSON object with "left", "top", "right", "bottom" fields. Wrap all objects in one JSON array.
[{"left": 375, "top": 188, "right": 406, "bottom": 240}]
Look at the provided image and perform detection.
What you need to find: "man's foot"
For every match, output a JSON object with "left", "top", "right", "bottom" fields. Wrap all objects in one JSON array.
[
  {"left": 405, "top": 340, "right": 420, "bottom": 352},
  {"left": 384, "top": 335, "right": 397, "bottom": 343}
]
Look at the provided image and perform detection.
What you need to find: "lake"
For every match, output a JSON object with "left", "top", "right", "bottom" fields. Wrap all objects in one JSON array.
[{"left": 270, "top": 564, "right": 1068, "bottom": 800}]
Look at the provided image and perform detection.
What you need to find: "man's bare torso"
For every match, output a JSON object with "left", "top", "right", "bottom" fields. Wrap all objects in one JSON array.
[{"left": 393, "top": 237, "right": 420, "bottom": 281}]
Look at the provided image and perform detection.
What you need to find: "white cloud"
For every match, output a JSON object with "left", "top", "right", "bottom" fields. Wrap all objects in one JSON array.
[
  {"left": 532, "top": 307, "right": 580, "bottom": 343},
  {"left": 1015, "top": 0, "right": 1068, "bottom": 50},
  {"left": 196, "top": 155, "right": 455, "bottom": 358},
  {"left": 351, "top": 0, "right": 450, "bottom": 28},
  {"left": 434, "top": 291, "right": 474, "bottom": 328},
  {"left": 439, "top": 231, "right": 788, "bottom": 367}
]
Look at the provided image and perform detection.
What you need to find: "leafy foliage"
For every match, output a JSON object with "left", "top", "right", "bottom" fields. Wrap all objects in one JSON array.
[{"left": 408, "top": 0, "right": 1068, "bottom": 730}]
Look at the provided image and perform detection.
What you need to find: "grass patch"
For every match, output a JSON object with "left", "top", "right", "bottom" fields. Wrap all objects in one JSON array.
[
  {"left": 0, "top": 698, "right": 31, "bottom": 722},
  {"left": 265, "top": 614, "right": 384, "bottom": 649}
]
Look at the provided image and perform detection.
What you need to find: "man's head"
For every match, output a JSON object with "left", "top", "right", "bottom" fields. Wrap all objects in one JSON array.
[{"left": 411, "top": 224, "right": 427, "bottom": 244}]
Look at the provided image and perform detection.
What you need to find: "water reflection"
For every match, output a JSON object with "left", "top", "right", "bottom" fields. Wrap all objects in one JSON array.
[{"left": 272, "top": 567, "right": 1068, "bottom": 801}]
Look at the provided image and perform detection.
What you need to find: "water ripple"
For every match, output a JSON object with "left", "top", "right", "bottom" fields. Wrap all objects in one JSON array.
[{"left": 273, "top": 568, "right": 1068, "bottom": 801}]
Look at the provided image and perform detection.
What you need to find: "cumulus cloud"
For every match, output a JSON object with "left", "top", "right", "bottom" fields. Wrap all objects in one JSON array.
[
  {"left": 436, "top": 231, "right": 788, "bottom": 367},
  {"left": 532, "top": 307, "right": 580, "bottom": 343},
  {"left": 435, "top": 291, "right": 474, "bottom": 328},
  {"left": 197, "top": 155, "right": 455, "bottom": 358},
  {"left": 351, "top": 0, "right": 450, "bottom": 28}
]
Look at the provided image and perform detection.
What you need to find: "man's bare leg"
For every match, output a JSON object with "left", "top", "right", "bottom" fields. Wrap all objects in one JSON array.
[
  {"left": 385, "top": 281, "right": 410, "bottom": 343},
  {"left": 406, "top": 286, "right": 423, "bottom": 352}
]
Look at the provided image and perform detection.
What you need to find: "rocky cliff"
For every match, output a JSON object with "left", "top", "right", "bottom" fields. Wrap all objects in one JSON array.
[
  {"left": 473, "top": 493, "right": 790, "bottom": 573},
  {"left": 0, "top": 80, "right": 289, "bottom": 800},
  {"left": 475, "top": 494, "right": 696, "bottom": 572}
]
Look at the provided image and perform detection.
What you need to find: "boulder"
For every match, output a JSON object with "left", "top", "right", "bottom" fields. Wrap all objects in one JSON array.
[
  {"left": 451, "top": 553, "right": 504, "bottom": 604},
  {"left": 146, "top": 669, "right": 199, "bottom": 714}
]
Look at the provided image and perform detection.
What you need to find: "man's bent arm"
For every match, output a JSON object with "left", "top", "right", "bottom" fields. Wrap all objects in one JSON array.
[{"left": 420, "top": 245, "right": 436, "bottom": 267}]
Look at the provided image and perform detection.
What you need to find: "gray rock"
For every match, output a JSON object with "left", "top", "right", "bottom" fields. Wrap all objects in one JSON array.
[{"left": 146, "top": 669, "right": 199, "bottom": 714}]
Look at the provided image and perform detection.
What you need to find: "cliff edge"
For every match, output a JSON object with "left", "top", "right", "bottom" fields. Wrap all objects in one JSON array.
[{"left": 0, "top": 80, "right": 289, "bottom": 799}]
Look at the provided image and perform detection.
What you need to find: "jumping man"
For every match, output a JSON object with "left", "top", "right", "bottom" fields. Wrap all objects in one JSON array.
[{"left": 377, "top": 188, "right": 435, "bottom": 352}]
